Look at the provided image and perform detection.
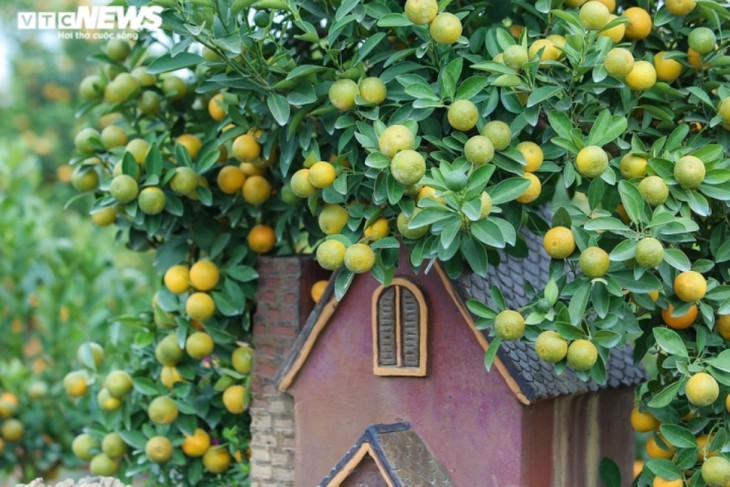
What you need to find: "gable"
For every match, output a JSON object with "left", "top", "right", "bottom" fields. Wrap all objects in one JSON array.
[
  {"left": 341, "top": 455, "right": 389, "bottom": 487},
  {"left": 274, "top": 257, "right": 529, "bottom": 404},
  {"left": 320, "top": 424, "right": 455, "bottom": 487},
  {"left": 323, "top": 442, "right": 394, "bottom": 487}
]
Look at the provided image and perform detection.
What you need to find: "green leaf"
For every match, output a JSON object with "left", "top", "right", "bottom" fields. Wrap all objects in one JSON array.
[
  {"left": 592, "top": 115, "right": 627, "bottom": 147},
  {"left": 176, "top": 415, "right": 198, "bottom": 436},
  {"left": 569, "top": 283, "right": 590, "bottom": 326},
  {"left": 692, "top": 144, "right": 724, "bottom": 163},
  {"left": 484, "top": 336, "right": 502, "bottom": 372},
  {"left": 491, "top": 285, "right": 506, "bottom": 311},
  {"left": 647, "top": 381, "right": 681, "bottom": 408},
  {"left": 666, "top": 124, "right": 689, "bottom": 151},
  {"left": 612, "top": 270, "right": 662, "bottom": 293},
  {"left": 555, "top": 321, "right": 587, "bottom": 340},
  {"left": 491, "top": 217, "right": 517, "bottom": 246},
  {"left": 491, "top": 74, "right": 522, "bottom": 87},
  {"left": 386, "top": 174, "right": 404, "bottom": 205},
  {"left": 466, "top": 299, "right": 496, "bottom": 319},
  {"left": 547, "top": 111, "right": 573, "bottom": 140},
  {"left": 587, "top": 110, "right": 611, "bottom": 146},
  {"left": 653, "top": 328, "right": 689, "bottom": 358},
  {"left": 438, "top": 67, "right": 458, "bottom": 101},
  {"left": 660, "top": 424, "right": 697, "bottom": 449},
  {"left": 598, "top": 458, "right": 621, "bottom": 487},
  {"left": 471, "top": 61, "right": 517, "bottom": 75},
  {"left": 355, "top": 33, "right": 387, "bottom": 65},
  {"left": 686, "top": 86, "right": 714, "bottom": 109},
  {"left": 701, "top": 183, "right": 730, "bottom": 201},
  {"left": 593, "top": 330, "right": 621, "bottom": 347},
  {"left": 535, "top": 0, "right": 552, "bottom": 13},
  {"left": 78, "top": 343, "right": 98, "bottom": 370},
  {"left": 286, "top": 64, "right": 328, "bottom": 80},
  {"left": 460, "top": 235, "right": 488, "bottom": 277},
  {"left": 583, "top": 217, "right": 631, "bottom": 233},
  {"left": 334, "top": 269, "right": 354, "bottom": 300},
  {"left": 715, "top": 241, "right": 730, "bottom": 263},
  {"left": 545, "top": 279, "right": 559, "bottom": 304},
  {"left": 526, "top": 86, "right": 562, "bottom": 107},
  {"left": 370, "top": 237, "right": 400, "bottom": 250},
  {"left": 404, "top": 82, "right": 439, "bottom": 101},
  {"left": 706, "top": 349, "right": 730, "bottom": 372},
  {"left": 144, "top": 145, "right": 163, "bottom": 178},
  {"left": 663, "top": 248, "right": 691, "bottom": 271},
  {"left": 133, "top": 377, "right": 163, "bottom": 396},
  {"left": 609, "top": 239, "right": 636, "bottom": 262},
  {"left": 187, "top": 460, "right": 203, "bottom": 485},
  {"left": 121, "top": 152, "right": 138, "bottom": 178},
  {"left": 377, "top": 13, "right": 411, "bottom": 27},
  {"left": 591, "top": 284, "right": 610, "bottom": 320},
  {"left": 618, "top": 180, "right": 648, "bottom": 224},
  {"left": 409, "top": 209, "right": 451, "bottom": 228},
  {"left": 489, "top": 177, "right": 531, "bottom": 205},
  {"left": 119, "top": 431, "right": 147, "bottom": 450},
  {"left": 646, "top": 458, "right": 682, "bottom": 480},
  {"left": 552, "top": 208, "right": 572, "bottom": 228},
  {"left": 226, "top": 265, "right": 258, "bottom": 282},
  {"left": 212, "top": 291, "right": 243, "bottom": 317},
  {"left": 471, "top": 219, "right": 506, "bottom": 248},
  {"left": 147, "top": 52, "right": 204, "bottom": 74},
  {"left": 455, "top": 76, "right": 490, "bottom": 100},
  {"left": 268, "top": 94, "right": 291, "bottom": 126}
]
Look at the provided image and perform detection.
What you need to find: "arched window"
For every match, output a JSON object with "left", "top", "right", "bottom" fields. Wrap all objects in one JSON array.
[{"left": 372, "top": 278, "right": 427, "bottom": 376}]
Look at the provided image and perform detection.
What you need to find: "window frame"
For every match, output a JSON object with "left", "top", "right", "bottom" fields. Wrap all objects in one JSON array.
[{"left": 371, "top": 278, "right": 428, "bottom": 377}]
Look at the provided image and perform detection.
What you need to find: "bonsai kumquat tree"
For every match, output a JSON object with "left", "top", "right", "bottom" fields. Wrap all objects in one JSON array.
[{"left": 65, "top": 0, "right": 730, "bottom": 485}]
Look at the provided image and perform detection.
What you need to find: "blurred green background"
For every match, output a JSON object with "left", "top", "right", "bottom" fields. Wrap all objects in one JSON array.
[{"left": 0, "top": 1, "right": 155, "bottom": 483}]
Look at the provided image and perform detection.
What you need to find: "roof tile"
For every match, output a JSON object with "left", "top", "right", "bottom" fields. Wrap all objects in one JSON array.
[{"left": 454, "top": 228, "right": 647, "bottom": 403}]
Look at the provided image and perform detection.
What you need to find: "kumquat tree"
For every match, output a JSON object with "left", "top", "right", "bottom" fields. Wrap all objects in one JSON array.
[{"left": 57, "top": 0, "right": 730, "bottom": 485}]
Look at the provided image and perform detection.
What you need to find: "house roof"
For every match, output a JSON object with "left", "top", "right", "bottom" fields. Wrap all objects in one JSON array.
[
  {"left": 275, "top": 229, "right": 647, "bottom": 403},
  {"left": 453, "top": 231, "right": 648, "bottom": 403},
  {"left": 319, "top": 423, "right": 455, "bottom": 487}
]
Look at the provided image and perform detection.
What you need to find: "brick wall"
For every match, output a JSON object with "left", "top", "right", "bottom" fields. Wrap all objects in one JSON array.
[{"left": 250, "top": 256, "right": 325, "bottom": 487}]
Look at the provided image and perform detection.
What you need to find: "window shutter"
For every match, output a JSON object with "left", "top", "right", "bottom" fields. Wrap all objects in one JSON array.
[
  {"left": 400, "top": 287, "right": 420, "bottom": 367},
  {"left": 377, "top": 287, "right": 397, "bottom": 367}
]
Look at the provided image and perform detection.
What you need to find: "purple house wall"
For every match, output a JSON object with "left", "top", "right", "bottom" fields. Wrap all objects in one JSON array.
[
  {"left": 286, "top": 263, "right": 523, "bottom": 486},
  {"left": 251, "top": 238, "right": 645, "bottom": 486}
]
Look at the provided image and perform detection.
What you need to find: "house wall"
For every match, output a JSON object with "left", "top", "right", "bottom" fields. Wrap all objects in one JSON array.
[
  {"left": 597, "top": 387, "right": 635, "bottom": 482},
  {"left": 521, "top": 388, "right": 635, "bottom": 486},
  {"left": 289, "top": 266, "right": 525, "bottom": 487},
  {"left": 250, "top": 256, "right": 327, "bottom": 487},
  {"left": 340, "top": 456, "right": 388, "bottom": 487}
]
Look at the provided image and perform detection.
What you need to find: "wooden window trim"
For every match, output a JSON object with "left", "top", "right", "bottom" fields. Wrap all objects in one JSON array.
[{"left": 372, "top": 278, "right": 428, "bottom": 377}]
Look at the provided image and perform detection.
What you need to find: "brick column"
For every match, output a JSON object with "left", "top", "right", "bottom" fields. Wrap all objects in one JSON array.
[{"left": 249, "top": 256, "right": 324, "bottom": 487}]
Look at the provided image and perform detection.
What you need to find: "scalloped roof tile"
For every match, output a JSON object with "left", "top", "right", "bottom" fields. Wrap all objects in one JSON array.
[{"left": 453, "top": 229, "right": 648, "bottom": 403}]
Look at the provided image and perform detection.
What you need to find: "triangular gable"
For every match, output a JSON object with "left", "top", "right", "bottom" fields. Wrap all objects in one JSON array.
[
  {"left": 319, "top": 423, "right": 455, "bottom": 487},
  {"left": 274, "top": 261, "right": 531, "bottom": 404}
]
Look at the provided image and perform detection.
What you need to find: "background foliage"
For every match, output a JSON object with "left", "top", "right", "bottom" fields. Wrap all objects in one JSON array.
[{"left": 0, "top": 1, "right": 155, "bottom": 482}]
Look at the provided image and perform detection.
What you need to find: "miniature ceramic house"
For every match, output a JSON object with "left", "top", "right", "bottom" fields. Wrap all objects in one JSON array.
[{"left": 248, "top": 238, "right": 646, "bottom": 487}]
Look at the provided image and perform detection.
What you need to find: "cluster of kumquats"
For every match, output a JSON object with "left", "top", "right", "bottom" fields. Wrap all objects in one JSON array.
[
  {"left": 62, "top": 36, "right": 271, "bottom": 485},
  {"left": 61, "top": 0, "right": 730, "bottom": 485}
]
